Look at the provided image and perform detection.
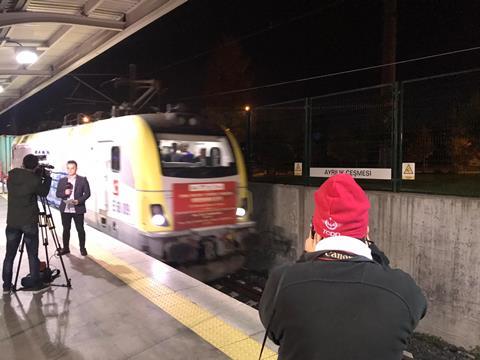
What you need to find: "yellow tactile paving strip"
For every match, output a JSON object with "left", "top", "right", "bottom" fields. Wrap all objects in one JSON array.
[{"left": 81, "top": 243, "right": 278, "bottom": 360}]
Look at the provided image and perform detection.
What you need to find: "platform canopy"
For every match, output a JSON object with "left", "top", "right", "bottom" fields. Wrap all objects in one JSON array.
[{"left": 0, "top": 0, "right": 187, "bottom": 116}]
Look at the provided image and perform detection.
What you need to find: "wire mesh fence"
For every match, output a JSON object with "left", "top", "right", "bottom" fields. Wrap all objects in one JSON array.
[
  {"left": 309, "top": 85, "right": 395, "bottom": 190},
  {"left": 250, "top": 99, "right": 306, "bottom": 184},
  {"left": 401, "top": 69, "right": 480, "bottom": 195},
  {"left": 245, "top": 68, "right": 480, "bottom": 196}
]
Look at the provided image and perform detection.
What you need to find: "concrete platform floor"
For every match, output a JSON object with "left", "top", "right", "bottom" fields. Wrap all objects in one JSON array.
[{"left": 0, "top": 197, "right": 277, "bottom": 360}]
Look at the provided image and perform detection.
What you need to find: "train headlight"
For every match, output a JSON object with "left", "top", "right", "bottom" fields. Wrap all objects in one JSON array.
[
  {"left": 150, "top": 204, "right": 168, "bottom": 226},
  {"left": 236, "top": 207, "right": 246, "bottom": 217},
  {"left": 151, "top": 214, "right": 166, "bottom": 226},
  {"left": 236, "top": 197, "right": 248, "bottom": 218}
]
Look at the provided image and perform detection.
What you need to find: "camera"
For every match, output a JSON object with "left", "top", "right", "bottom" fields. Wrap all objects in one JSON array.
[{"left": 35, "top": 163, "right": 54, "bottom": 178}]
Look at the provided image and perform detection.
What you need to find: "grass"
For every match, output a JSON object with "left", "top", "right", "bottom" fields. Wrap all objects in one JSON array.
[{"left": 399, "top": 173, "right": 480, "bottom": 197}]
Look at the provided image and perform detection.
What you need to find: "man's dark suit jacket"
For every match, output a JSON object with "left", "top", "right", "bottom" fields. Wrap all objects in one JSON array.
[{"left": 55, "top": 176, "right": 91, "bottom": 214}]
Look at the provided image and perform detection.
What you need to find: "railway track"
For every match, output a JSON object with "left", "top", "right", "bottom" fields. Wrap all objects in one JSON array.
[{"left": 207, "top": 269, "right": 267, "bottom": 309}]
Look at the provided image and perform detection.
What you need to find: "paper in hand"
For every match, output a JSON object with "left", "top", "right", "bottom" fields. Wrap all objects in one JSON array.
[{"left": 64, "top": 199, "right": 76, "bottom": 208}]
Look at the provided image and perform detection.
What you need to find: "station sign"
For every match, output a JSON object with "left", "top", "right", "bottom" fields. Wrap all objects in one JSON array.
[
  {"left": 310, "top": 167, "right": 392, "bottom": 180},
  {"left": 173, "top": 181, "right": 236, "bottom": 230}
]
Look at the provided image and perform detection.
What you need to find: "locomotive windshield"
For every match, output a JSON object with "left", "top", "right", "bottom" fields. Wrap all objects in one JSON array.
[{"left": 157, "top": 133, "right": 237, "bottom": 178}]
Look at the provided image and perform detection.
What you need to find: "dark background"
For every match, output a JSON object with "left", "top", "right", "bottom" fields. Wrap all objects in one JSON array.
[{"left": 1, "top": 0, "right": 480, "bottom": 134}]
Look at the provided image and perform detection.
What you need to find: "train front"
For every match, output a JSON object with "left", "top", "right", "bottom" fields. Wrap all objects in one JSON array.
[{"left": 141, "top": 113, "right": 255, "bottom": 264}]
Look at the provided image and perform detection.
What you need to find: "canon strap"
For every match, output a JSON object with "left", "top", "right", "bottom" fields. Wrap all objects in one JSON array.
[{"left": 258, "top": 265, "right": 290, "bottom": 360}]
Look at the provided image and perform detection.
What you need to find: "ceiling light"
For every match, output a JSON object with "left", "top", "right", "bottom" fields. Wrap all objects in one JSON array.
[
  {"left": 0, "top": 85, "right": 4, "bottom": 94},
  {"left": 16, "top": 49, "right": 38, "bottom": 65}
]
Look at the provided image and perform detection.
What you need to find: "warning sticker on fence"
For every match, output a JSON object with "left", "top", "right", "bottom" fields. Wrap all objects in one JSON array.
[
  {"left": 294, "top": 162, "right": 302, "bottom": 176},
  {"left": 402, "top": 163, "right": 415, "bottom": 180}
]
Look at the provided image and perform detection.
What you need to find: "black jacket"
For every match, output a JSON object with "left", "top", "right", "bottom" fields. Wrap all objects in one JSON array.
[
  {"left": 259, "top": 250, "right": 427, "bottom": 360},
  {"left": 6, "top": 168, "right": 52, "bottom": 227},
  {"left": 56, "top": 176, "right": 91, "bottom": 214}
]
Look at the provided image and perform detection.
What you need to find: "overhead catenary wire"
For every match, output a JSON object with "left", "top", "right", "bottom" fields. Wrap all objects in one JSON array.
[
  {"left": 156, "top": 0, "right": 346, "bottom": 73},
  {"left": 171, "top": 45, "right": 480, "bottom": 102},
  {"left": 62, "top": 2, "right": 346, "bottom": 81}
]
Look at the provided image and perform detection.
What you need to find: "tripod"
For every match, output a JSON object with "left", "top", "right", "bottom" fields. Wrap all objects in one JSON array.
[{"left": 13, "top": 195, "right": 72, "bottom": 290}]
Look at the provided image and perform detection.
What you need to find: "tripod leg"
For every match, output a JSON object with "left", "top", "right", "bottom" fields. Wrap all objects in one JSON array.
[
  {"left": 38, "top": 196, "right": 51, "bottom": 269},
  {"left": 13, "top": 239, "right": 25, "bottom": 291},
  {"left": 51, "top": 228, "right": 72, "bottom": 288},
  {"left": 40, "top": 212, "right": 51, "bottom": 269},
  {"left": 40, "top": 195, "right": 72, "bottom": 288}
]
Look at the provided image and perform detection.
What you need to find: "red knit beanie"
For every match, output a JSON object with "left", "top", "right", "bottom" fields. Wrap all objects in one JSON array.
[{"left": 313, "top": 174, "right": 370, "bottom": 239}]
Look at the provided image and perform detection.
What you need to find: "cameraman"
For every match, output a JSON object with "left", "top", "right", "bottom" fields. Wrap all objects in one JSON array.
[
  {"left": 2, "top": 154, "right": 52, "bottom": 294},
  {"left": 259, "top": 174, "right": 427, "bottom": 360}
]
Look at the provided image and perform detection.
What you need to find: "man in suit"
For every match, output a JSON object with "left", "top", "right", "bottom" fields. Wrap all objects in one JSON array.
[{"left": 56, "top": 160, "right": 90, "bottom": 256}]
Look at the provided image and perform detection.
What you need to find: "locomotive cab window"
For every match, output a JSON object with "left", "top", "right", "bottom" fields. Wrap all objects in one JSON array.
[
  {"left": 111, "top": 146, "right": 120, "bottom": 172},
  {"left": 158, "top": 133, "right": 237, "bottom": 178}
]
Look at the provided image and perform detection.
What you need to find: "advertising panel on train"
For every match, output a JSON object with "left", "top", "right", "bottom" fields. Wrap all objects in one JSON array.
[{"left": 173, "top": 181, "right": 236, "bottom": 230}]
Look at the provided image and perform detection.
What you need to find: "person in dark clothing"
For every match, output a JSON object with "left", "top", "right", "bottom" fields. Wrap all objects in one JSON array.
[
  {"left": 178, "top": 143, "right": 194, "bottom": 162},
  {"left": 2, "top": 154, "right": 52, "bottom": 294},
  {"left": 194, "top": 148, "right": 208, "bottom": 165},
  {"left": 56, "top": 160, "right": 90, "bottom": 256},
  {"left": 259, "top": 174, "right": 427, "bottom": 360}
]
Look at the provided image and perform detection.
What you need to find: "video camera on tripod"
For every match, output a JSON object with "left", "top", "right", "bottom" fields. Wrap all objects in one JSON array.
[
  {"left": 13, "top": 165, "right": 72, "bottom": 291},
  {"left": 35, "top": 163, "right": 55, "bottom": 178}
]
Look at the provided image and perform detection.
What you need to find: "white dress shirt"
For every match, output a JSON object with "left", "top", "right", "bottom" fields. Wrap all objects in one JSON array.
[{"left": 64, "top": 175, "right": 76, "bottom": 213}]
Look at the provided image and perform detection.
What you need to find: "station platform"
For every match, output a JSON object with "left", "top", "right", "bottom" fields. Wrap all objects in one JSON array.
[{"left": 0, "top": 196, "right": 277, "bottom": 360}]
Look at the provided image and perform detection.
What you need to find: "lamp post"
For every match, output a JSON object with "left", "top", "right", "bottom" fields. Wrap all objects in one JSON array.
[
  {"left": 244, "top": 105, "right": 252, "bottom": 172},
  {"left": 77, "top": 113, "right": 91, "bottom": 124}
]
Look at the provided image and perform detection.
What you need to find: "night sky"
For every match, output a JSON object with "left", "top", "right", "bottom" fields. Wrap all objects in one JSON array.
[{"left": 1, "top": 0, "right": 479, "bottom": 134}]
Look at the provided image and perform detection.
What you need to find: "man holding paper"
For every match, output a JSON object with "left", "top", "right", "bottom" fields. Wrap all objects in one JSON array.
[{"left": 56, "top": 160, "right": 91, "bottom": 256}]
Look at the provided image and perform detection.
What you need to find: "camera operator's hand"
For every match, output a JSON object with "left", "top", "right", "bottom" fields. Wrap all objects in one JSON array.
[
  {"left": 304, "top": 234, "right": 319, "bottom": 252},
  {"left": 73, "top": 200, "right": 79, "bottom": 205},
  {"left": 65, "top": 188, "right": 72, "bottom": 196}
]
